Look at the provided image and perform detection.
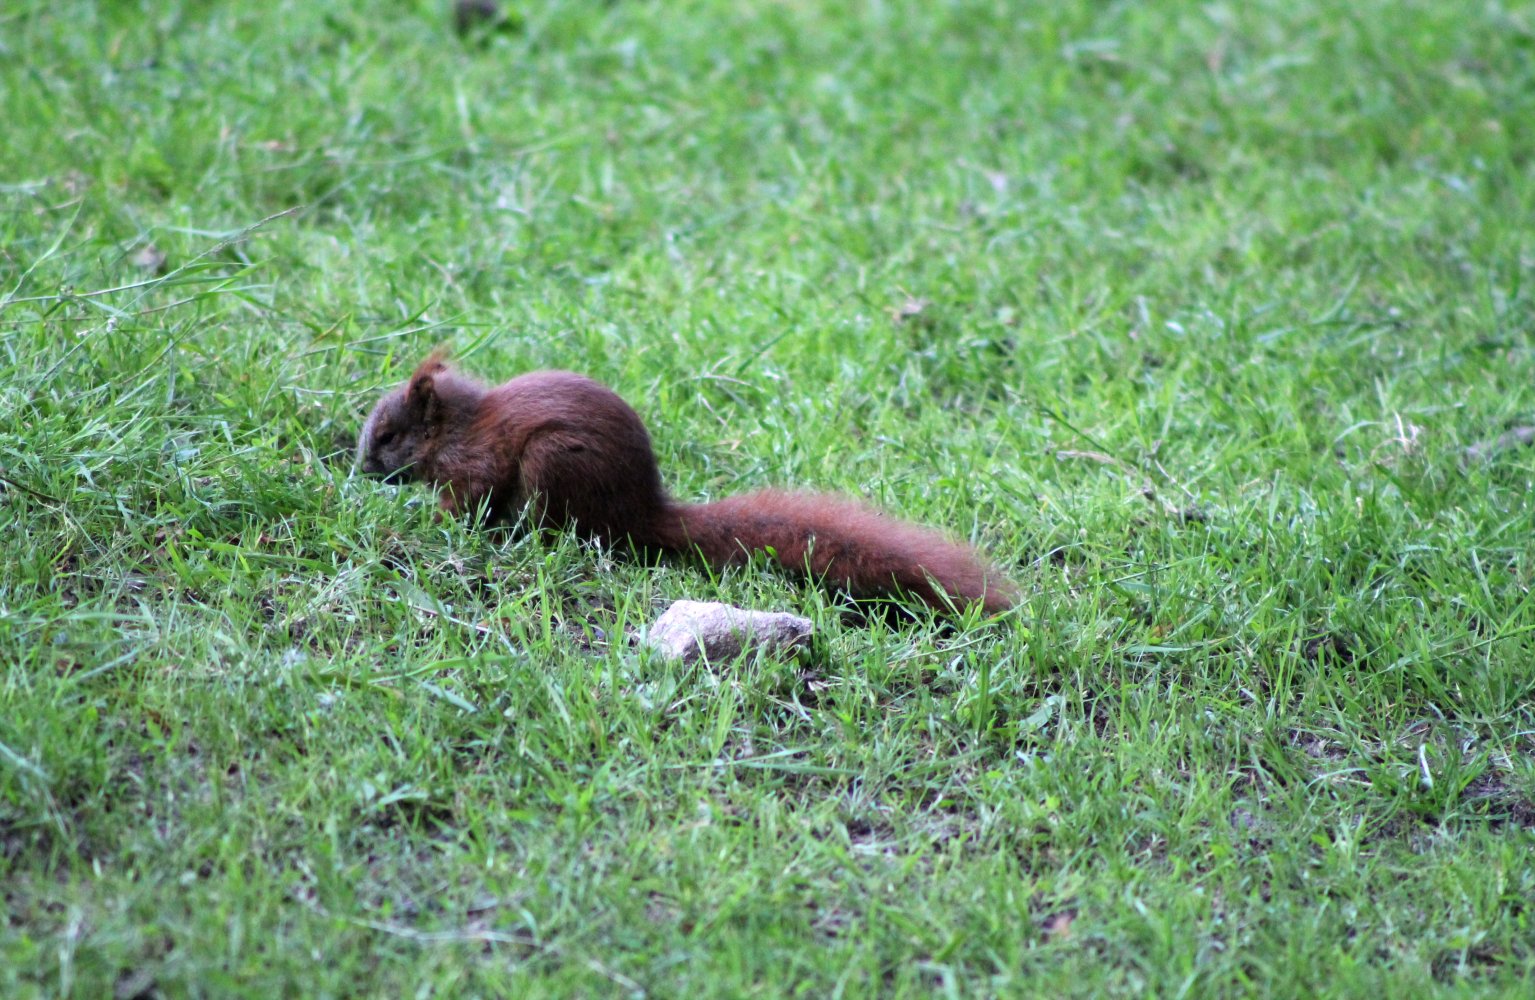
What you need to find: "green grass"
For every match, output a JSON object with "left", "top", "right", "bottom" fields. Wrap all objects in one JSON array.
[{"left": 3, "top": 0, "right": 1535, "bottom": 995}]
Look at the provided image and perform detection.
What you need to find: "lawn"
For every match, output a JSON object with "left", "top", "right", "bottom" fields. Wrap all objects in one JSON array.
[{"left": 3, "top": 0, "right": 1535, "bottom": 995}]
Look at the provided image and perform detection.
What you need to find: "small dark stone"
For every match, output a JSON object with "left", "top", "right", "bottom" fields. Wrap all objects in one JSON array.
[{"left": 454, "top": 0, "right": 503, "bottom": 35}]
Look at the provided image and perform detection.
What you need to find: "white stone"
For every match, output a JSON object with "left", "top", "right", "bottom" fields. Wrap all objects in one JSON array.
[{"left": 643, "top": 600, "right": 814, "bottom": 664}]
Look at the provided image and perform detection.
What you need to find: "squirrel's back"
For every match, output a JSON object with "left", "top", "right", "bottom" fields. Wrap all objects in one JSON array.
[{"left": 460, "top": 371, "right": 671, "bottom": 541}]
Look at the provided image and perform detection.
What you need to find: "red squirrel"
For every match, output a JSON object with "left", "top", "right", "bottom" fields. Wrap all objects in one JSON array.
[{"left": 357, "top": 354, "right": 1017, "bottom": 615}]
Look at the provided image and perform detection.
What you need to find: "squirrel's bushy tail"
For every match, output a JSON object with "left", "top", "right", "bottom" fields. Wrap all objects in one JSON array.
[{"left": 658, "top": 490, "right": 1016, "bottom": 615}]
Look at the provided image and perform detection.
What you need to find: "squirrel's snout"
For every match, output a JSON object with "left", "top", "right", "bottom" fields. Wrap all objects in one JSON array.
[
  {"left": 355, "top": 448, "right": 400, "bottom": 481},
  {"left": 360, "top": 454, "right": 414, "bottom": 484}
]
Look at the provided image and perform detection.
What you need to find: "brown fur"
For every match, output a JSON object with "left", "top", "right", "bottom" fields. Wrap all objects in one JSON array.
[{"left": 358, "top": 357, "right": 1017, "bottom": 615}]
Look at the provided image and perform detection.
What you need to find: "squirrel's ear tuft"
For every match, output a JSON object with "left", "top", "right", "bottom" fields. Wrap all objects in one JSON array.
[
  {"left": 418, "top": 346, "right": 451, "bottom": 372},
  {"left": 410, "top": 350, "right": 449, "bottom": 385},
  {"left": 406, "top": 351, "right": 450, "bottom": 420}
]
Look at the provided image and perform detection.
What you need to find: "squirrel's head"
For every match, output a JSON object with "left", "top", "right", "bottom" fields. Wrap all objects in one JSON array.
[{"left": 356, "top": 353, "right": 481, "bottom": 482}]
